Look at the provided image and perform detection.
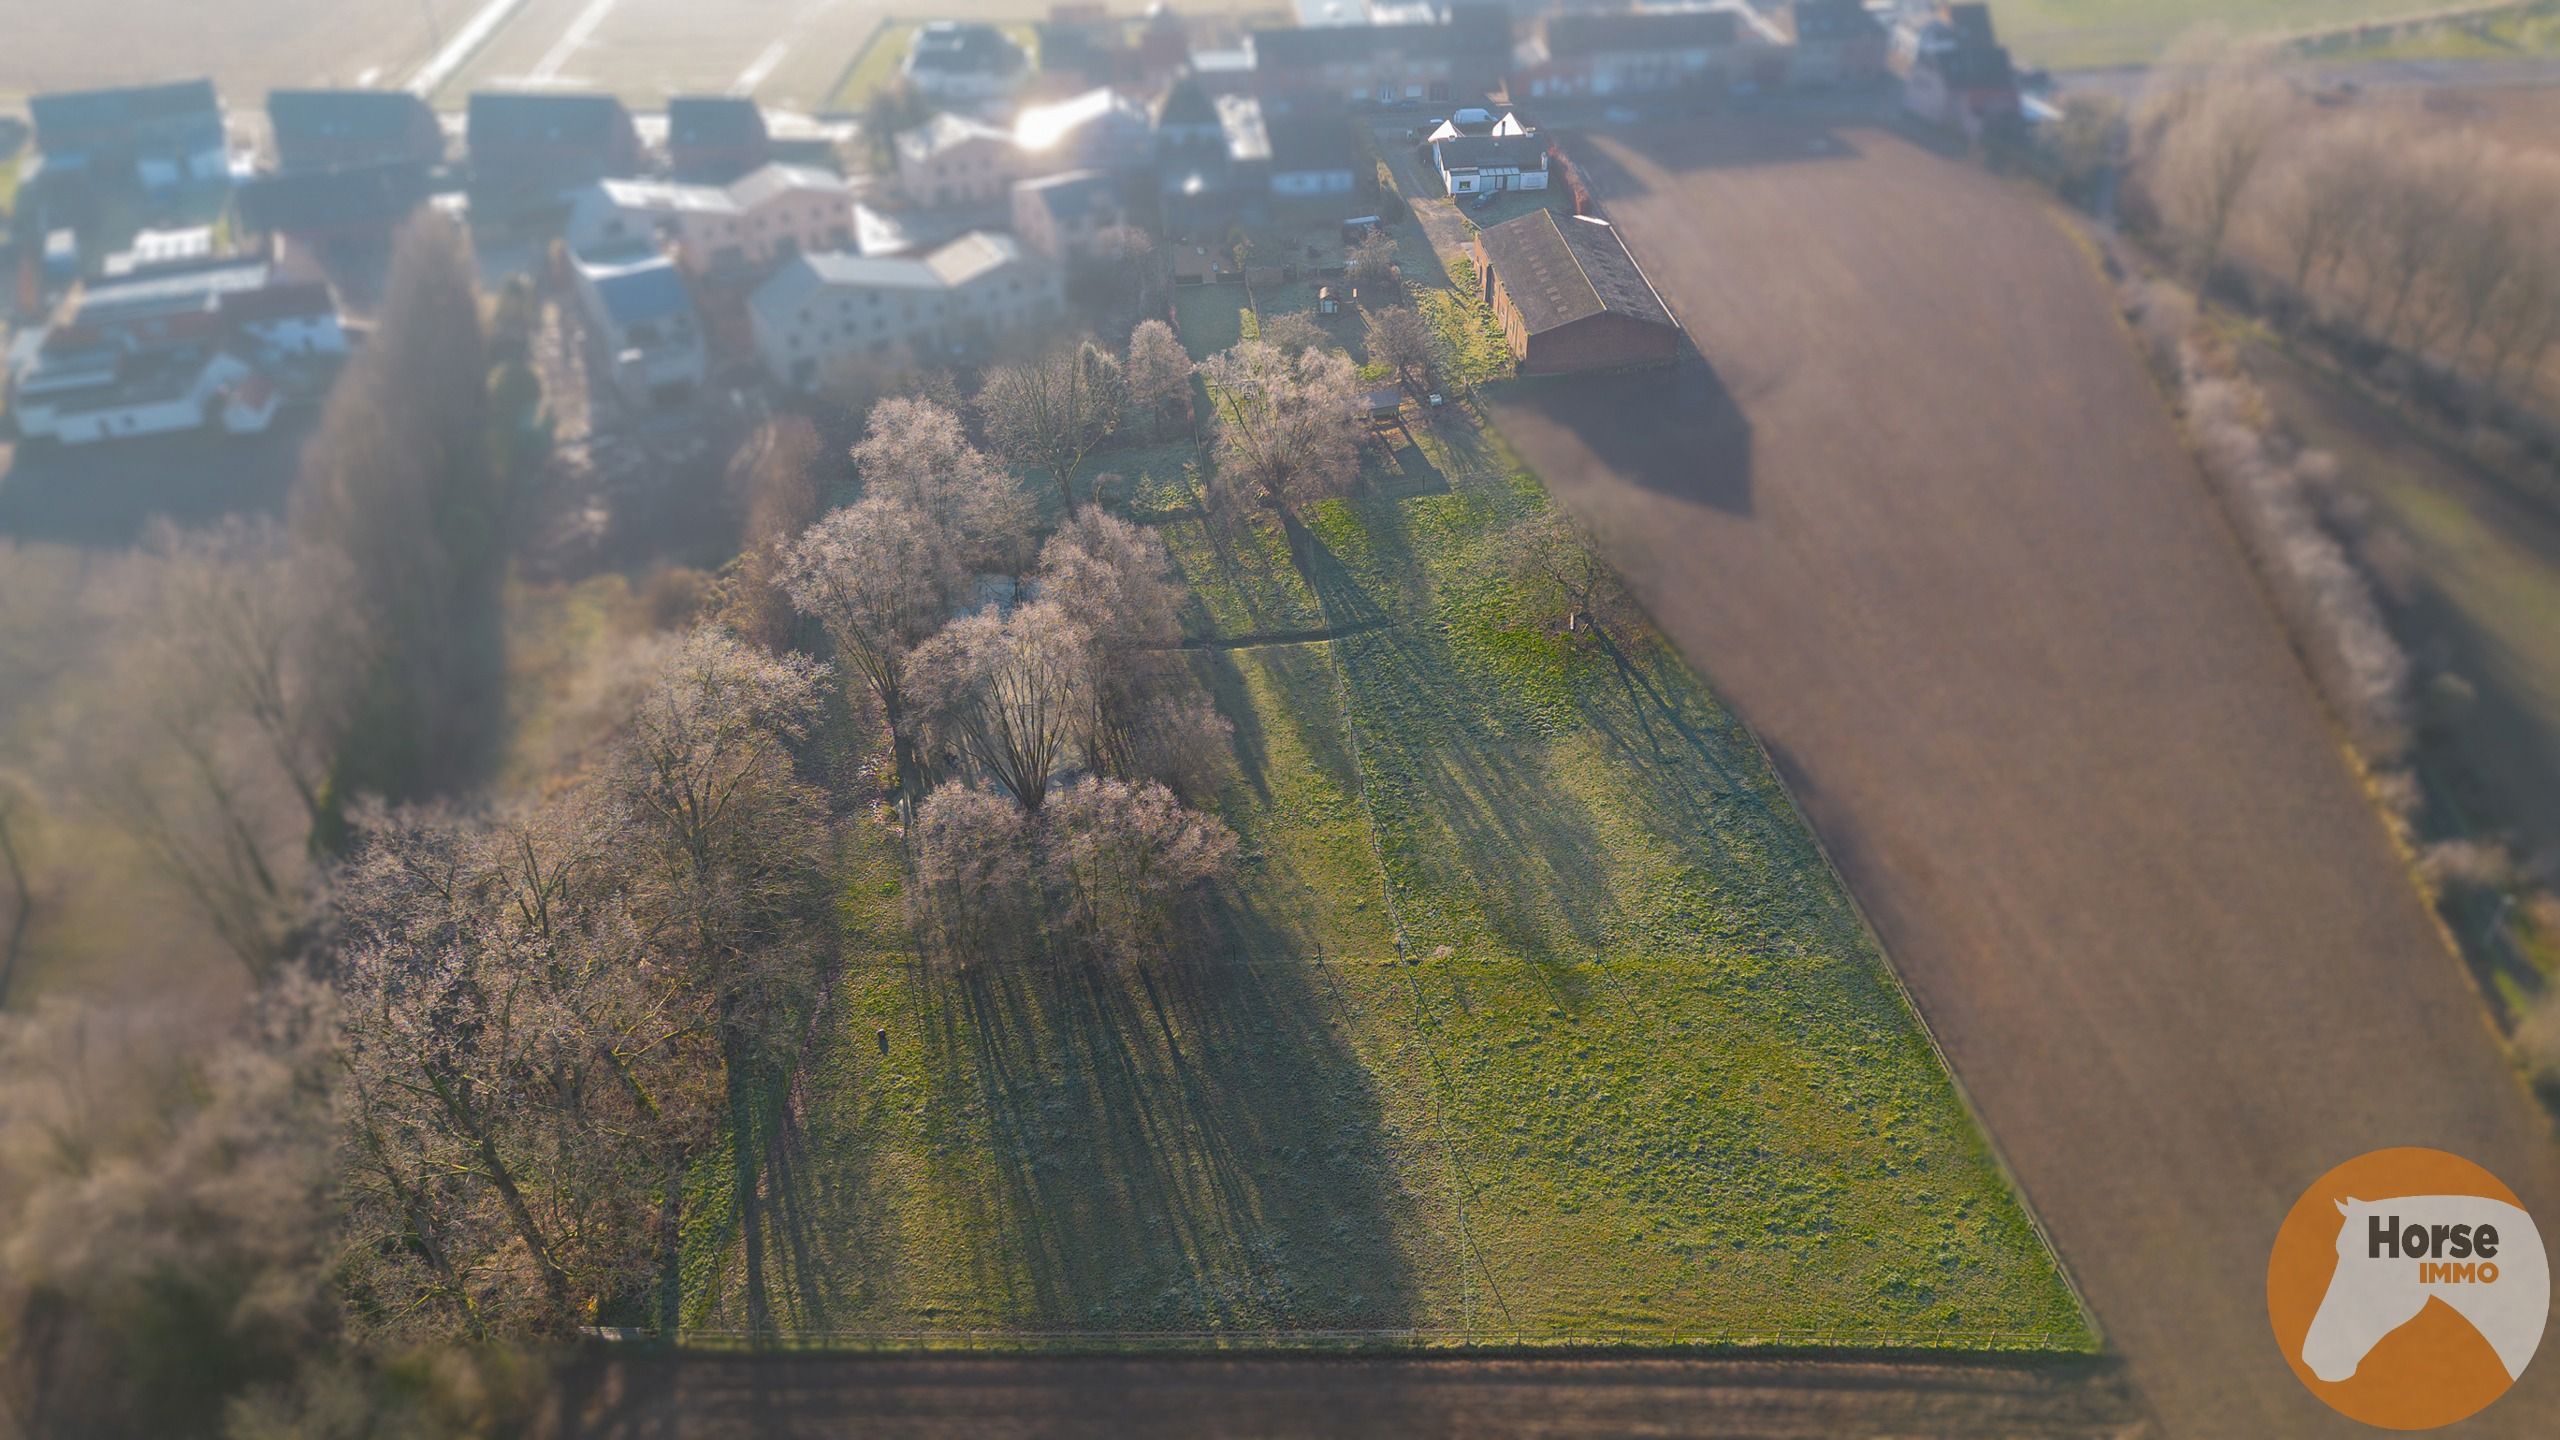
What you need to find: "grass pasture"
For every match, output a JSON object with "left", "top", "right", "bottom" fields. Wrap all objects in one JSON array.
[{"left": 677, "top": 319, "right": 2089, "bottom": 1349}]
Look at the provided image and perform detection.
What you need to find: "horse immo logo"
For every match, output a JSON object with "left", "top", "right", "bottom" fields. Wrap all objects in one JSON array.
[{"left": 2269, "top": 1147, "right": 2550, "bottom": 1430}]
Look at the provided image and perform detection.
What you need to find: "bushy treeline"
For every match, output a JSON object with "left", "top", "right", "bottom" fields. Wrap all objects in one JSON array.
[
  {"left": 2, "top": 303, "right": 1323, "bottom": 1431},
  {"left": 2132, "top": 33, "right": 2560, "bottom": 407}
]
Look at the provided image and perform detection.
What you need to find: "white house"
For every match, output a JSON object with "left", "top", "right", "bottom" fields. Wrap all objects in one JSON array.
[
  {"left": 1433, "top": 132, "right": 1548, "bottom": 195},
  {"left": 571, "top": 252, "right": 708, "bottom": 409},
  {"left": 5, "top": 262, "right": 341, "bottom": 446},
  {"left": 1011, "top": 170, "right": 1127, "bottom": 263},
  {"left": 902, "top": 21, "right": 1030, "bottom": 102},
  {"left": 1012, "top": 87, "right": 1156, "bottom": 175},
  {"left": 564, "top": 162, "right": 855, "bottom": 276},
  {"left": 749, "top": 232, "right": 1063, "bottom": 390},
  {"left": 895, "top": 113, "right": 1021, "bottom": 209}
]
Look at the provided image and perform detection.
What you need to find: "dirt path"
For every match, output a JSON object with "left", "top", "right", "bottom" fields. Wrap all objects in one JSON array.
[
  {"left": 1486, "top": 116, "right": 2560, "bottom": 1437},
  {"left": 541, "top": 1352, "right": 2147, "bottom": 1438}
]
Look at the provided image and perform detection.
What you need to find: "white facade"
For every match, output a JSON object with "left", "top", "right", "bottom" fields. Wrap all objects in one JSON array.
[
  {"left": 565, "top": 163, "right": 856, "bottom": 276},
  {"left": 894, "top": 114, "right": 1020, "bottom": 209},
  {"left": 750, "top": 233, "right": 1063, "bottom": 390},
  {"left": 17, "top": 350, "right": 255, "bottom": 446}
]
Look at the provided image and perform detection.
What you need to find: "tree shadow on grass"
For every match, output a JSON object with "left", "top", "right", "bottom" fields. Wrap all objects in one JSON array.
[
  {"left": 906, "top": 906, "right": 1422, "bottom": 1335},
  {"left": 1285, "top": 509, "right": 1614, "bottom": 1003}
]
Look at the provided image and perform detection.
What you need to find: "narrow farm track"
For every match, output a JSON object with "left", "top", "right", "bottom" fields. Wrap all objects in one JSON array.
[
  {"left": 541, "top": 1352, "right": 2149, "bottom": 1438},
  {"left": 1489, "top": 116, "right": 2560, "bottom": 1437}
]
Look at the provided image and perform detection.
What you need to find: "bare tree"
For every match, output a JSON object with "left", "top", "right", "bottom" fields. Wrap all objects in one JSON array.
[
  {"left": 0, "top": 980, "right": 337, "bottom": 1435},
  {"left": 978, "top": 339, "right": 1126, "bottom": 514},
  {"left": 1037, "top": 510, "right": 1195, "bottom": 780},
  {"left": 906, "top": 781, "right": 1038, "bottom": 968},
  {"left": 1038, "top": 777, "right": 1237, "bottom": 969},
  {"left": 602, "top": 630, "right": 833, "bottom": 1340},
  {"left": 1363, "top": 305, "right": 1434, "bottom": 391},
  {"left": 1502, "top": 506, "right": 1641, "bottom": 644},
  {"left": 2140, "top": 39, "right": 2290, "bottom": 284},
  {"left": 852, "top": 396, "right": 1035, "bottom": 574},
  {"left": 1258, "top": 311, "right": 1327, "bottom": 359},
  {"left": 1125, "top": 318, "right": 1193, "bottom": 438},
  {"left": 781, "top": 496, "right": 967, "bottom": 800},
  {"left": 1198, "top": 340, "right": 1365, "bottom": 509},
  {"left": 1347, "top": 230, "right": 1400, "bottom": 295},
  {"left": 65, "top": 522, "right": 362, "bottom": 975},
  {"left": 2265, "top": 119, "right": 2383, "bottom": 312},
  {"left": 912, "top": 601, "right": 1091, "bottom": 815}
]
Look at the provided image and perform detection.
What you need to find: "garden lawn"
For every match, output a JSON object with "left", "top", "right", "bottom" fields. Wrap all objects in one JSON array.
[{"left": 679, "top": 379, "right": 2089, "bottom": 1351}]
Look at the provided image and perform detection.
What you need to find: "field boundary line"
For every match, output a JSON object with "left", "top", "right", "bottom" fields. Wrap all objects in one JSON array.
[{"left": 409, "top": 0, "right": 537, "bottom": 98}]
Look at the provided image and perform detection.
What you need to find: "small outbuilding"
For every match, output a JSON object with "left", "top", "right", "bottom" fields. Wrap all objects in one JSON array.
[{"left": 1471, "top": 210, "right": 1678, "bottom": 375}]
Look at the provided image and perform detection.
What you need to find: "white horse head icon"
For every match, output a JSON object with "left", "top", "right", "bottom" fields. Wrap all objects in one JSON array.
[{"left": 2302, "top": 1195, "right": 2549, "bottom": 1384}]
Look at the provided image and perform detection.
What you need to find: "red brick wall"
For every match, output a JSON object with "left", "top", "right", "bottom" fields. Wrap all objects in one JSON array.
[{"left": 1521, "top": 311, "right": 1680, "bottom": 374}]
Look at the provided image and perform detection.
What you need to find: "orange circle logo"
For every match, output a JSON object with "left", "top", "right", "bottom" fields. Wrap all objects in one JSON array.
[{"left": 2268, "top": 1147, "right": 2549, "bottom": 1429}]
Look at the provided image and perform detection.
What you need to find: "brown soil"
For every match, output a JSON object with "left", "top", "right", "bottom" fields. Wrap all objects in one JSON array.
[{"left": 1486, "top": 115, "right": 2560, "bottom": 1439}]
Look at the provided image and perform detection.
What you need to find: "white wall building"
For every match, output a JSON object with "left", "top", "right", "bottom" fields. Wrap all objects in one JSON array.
[
  {"left": 571, "top": 252, "right": 709, "bottom": 409},
  {"left": 894, "top": 113, "right": 1021, "bottom": 210},
  {"left": 749, "top": 232, "right": 1063, "bottom": 390},
  {"left": 564, "top": 162, "right": 856, "bottom": 276}
]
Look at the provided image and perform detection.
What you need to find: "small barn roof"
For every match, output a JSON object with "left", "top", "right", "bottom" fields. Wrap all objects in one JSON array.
[{"left": 1476, "top": 210, "right": 1670, "bottom": 336}]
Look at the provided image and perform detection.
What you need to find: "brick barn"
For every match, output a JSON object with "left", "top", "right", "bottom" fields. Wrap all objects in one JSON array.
[{"left": 1472, "top": 210, "right": 1678, "bottom": 375}]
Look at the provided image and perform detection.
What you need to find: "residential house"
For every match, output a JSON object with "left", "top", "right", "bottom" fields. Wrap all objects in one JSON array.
[
  {"left": 1425, "top": 107, "right": 1528, "bottom": 144},
  {"left": 1434, "top": 132, "right": 1547, "bottom": 196},
  {"left": 267, "top": 89, "right": 443, "bottom": 172},
  {"left": 1266, "top": 113, "right": 1362, "bottom": 210},
  {"left": 1472, "top": 210, "right": 1677, "bottom": 374},
  {"left": 1136, "top": 3, "right": 1194, "bottom": 84},
  {"left": 1788, "top": 0, "right": 1890, "bottom": 87},
  {"left": 564, "top": 162, "right": 854, "bottom": 276},
  {"left": 1033, "top": 7, "right": 1130, "bottom": 90},
  {"left": 466, "top": 91, "right": 643, "bottom": 199},
  {"left": 571, "top": 251, "right": 707, "bottom": 408},
  {"left": 1013, "top": 88, "right": 1156, "bottom": 176},
  {"left": 1246, "top": 3, "right": 1510, "bottom": 107},
  {"left": 28, "top": 80, "right": 226, "bottom": 192},
  {"left": 6, "top": 260, "right": 344, "bottom": 445},
  {"left": 1011, "top": 169, "right": 1127, "bottom": 262},
  {"left": 1514, "top": 10, "right": 1758, "bottom": 100},
  {"left": 749, "top": 232, "right": 1062, "bottom": 389},
  {"left": 895, "top": 113, "right": 1020, "bottom": 209},
  {"left": 667, "top": 95, "right": 771, "bottom": 181},
  {"left": 903, "top": 21, "right": 1031, "bottom": 102},
  {"left": 235, "top": 161, "right": 432, "bottom": 261},
  {"left": 100, "top": 226, "right": 219, "bottom": 278},
  {"left": 1897, "top": 3, "right": 2018, "bottom": 136}
]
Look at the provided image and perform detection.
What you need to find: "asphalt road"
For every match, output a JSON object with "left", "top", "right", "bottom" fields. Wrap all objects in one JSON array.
[{"left": 1488, "top": 117, "right": 2560, "bottom": 1439}]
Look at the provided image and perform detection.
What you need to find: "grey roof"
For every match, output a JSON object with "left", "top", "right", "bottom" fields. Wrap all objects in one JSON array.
[
  {"left": 467, "top": 91, "right": 632, "bottom": 151},
  {"left": 668, "top": 95, "right": 768, "bottom": 149},
  {"left": 1267, "top": 115, "right": 1353, "bottom": 175},
  {"left": 75, "top": 260, "right": 275, "bottom": 326},
  {"left": 1477, "top": 211, "right": 1670, "bottom": 336},
  {"left": 236, "top": 162, "right": 430, "bottom": 233},
  {"left": 268, "top": 89, "right": 433, "bottom": 151},
  {"left": 1016, "top": 169, "right": 1119, "bottom": 224},
  {"left": 907, "top": 22, "right": 1026, "bottom": 75},
  {"left": 1544, "top": 10, "right": 1738, "bottom": 56},
  {"left": 31, "top": 80, "right": 218, "bottom": 142},
  {"left": 1792, "top": 0, "right": 1884, "bottom": 44},
  {"left": 586, "top": 256, "right": 694, "bottom": 328},
  {"left": 750, "top": 231, "right": 1029, "bottom": 326},
  {"left": 1436, "top": 133, "right": 1546, "bottom": 173}
]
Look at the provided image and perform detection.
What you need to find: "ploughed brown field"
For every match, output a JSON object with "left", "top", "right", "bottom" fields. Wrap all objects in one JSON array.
[
  {"left": 541, "top": 1353, "right": 2148, "bottom": 1438},
  {"left": 1489, "top": 117, "right": 2560, "bottom": 1439}
]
